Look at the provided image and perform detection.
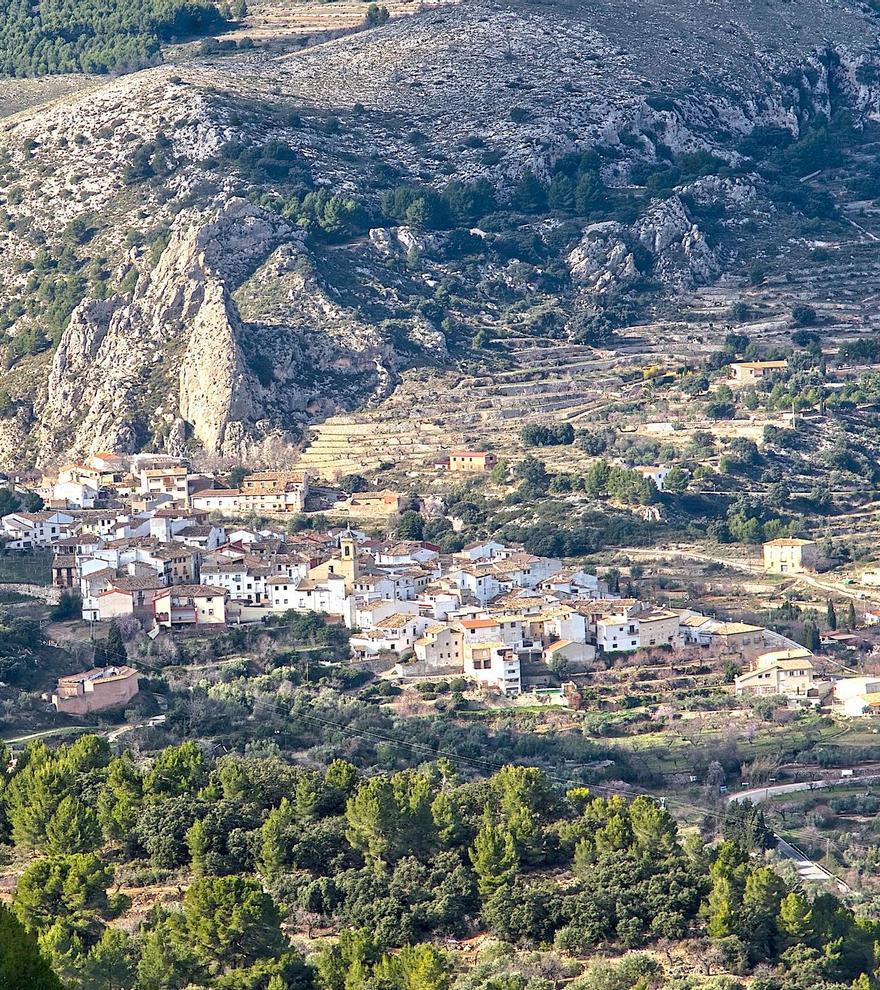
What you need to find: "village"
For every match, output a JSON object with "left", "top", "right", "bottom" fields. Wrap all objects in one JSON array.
[{"left": 3, "top": 449, "right": 880, "bottom": 730}]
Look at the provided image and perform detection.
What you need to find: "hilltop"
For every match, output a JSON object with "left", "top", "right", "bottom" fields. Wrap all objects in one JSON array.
[{"left": 2, "top": 0, "right": 880, "bottom": 467}]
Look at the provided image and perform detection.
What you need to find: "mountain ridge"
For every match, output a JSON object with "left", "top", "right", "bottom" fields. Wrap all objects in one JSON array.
[{"left": 2, "top": 0, "right": 880, "bottom": 466}]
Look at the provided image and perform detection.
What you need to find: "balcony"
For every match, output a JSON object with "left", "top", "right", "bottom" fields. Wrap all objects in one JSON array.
[{"left": 170, "top": 608, "right": 197, "bottom": 623}]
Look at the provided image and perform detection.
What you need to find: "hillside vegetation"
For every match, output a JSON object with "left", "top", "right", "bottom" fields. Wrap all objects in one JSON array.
[
  {"left": 2, "top": 732, "right": 878, "bottom": 990},
  {"left": 0, "top": 0, "right": 226, "bottom": 76}
]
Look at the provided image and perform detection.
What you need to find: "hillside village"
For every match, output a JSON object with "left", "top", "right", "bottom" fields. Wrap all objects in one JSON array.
[{"left": 4, "top": 449, "right": 880, "bottom": 726}]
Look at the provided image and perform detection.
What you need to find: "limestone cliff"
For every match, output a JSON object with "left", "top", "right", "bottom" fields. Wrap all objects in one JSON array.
[{"left": 36, "top": 200, "right": 393, "bottom": 464}]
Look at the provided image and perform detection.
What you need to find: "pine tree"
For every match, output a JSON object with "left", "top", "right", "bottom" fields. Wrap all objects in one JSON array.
[
  {"left": 44, "top": 794, "right": 101, "bottom": 854},
  {"left": 259, "top": 798, "right": 294, "bottom": 876},
  {"left": 846, "top": 600, "right": 857, "bottom": 630},
  {"left": 469, "top": 806, "right": 518, "bottom": 898},
  {"left": 144, "top": 741, "right": 206, "bottom": 798},
  {"left": 0, "top": 902, "right": 64, "bottom": 990},
  {"left": 707, "top": 874, "right": 739, "bottom": 939},
  {"left": 7, "top": 761, "right": 72, "bottom": 849},
  {"left": 97, "top": 752, "right": 143, "bottom": 841},
  {"left": 294, "top": 775, "right": 319, "bottom": 823},
  {"left": 80, "top": 926, "right": 137, "bottom": 990},
  {"left": 37, "top": 918, "right": 85, "bottom": 985},
  {"left": 430, "top": 790, "right": 463, "bottom": 847},
  {"left": 186, "top": 819, "right": 209, "bottom": 876},
  {"left": 397, "top": 944, "right": 451, "bottom": 990},
  {"left": 105, "top": 621, "right": 126, "bottom": 664},
  {"left": 741, "top": 867, "right": 785, "bottom": 958},
  {"left": 779, "top": 891, "right": 814, "bottom": 943},
  {"left": 345, "top": 776, "right": 400, "bottom": 866}
]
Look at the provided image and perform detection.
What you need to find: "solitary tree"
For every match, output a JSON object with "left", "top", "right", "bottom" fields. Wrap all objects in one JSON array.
[
  {"left": 102, "top": 620, "right": 126, "bottom": 666},
  {"left": 825, "top": 600, "right": 837, "bottom": 631}
]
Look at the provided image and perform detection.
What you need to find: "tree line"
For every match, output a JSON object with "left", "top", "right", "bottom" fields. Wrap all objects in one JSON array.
[
  {"left": 0, "top": 733, "right": 878, "bottom": 989},
  {"left": 0, "top": 0, "right": 226, "bottom": 77}
]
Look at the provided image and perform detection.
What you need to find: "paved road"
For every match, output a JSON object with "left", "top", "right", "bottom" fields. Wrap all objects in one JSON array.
[
  {"left": 730, "top": 780, "right": 836, "bottom": 804},
  {"left": 730, "top": 773, "right": 880, "bottom": 806},
  {"left": 775, "top": 835, "right": 848, "bottom": 890},
  {"left": 727, "top": 778, "right": 869, "bottom": 892}
]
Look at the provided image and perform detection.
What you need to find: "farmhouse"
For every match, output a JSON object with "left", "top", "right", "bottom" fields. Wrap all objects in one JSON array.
[
  {"left": 763, "top": 538, "right": 817, "bottom": 575},
  {"left": 449, "top": 451, "right": 497, "bottom": 473},
  {"left": 728, "top": 360, "right": 788, "bottom": 384},
  {"left": 52, "top": 666, "right": 139, "bottom": 715},
  {"left": 734, "top": 648, "right": 826, "bottom": 701}
]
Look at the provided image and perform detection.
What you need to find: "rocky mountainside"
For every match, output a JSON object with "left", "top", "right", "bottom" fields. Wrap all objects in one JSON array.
[{"left": 2, "top": 0, "right": 880, "bottom": 467}]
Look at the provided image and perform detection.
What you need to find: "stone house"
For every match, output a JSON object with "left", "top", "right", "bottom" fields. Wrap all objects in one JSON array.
[
  {"left": 728, "top": 360, "right": 788, "bottom": 384},
  {"left": 53, "top": 665, "right": 139, "bottom": 715},
  {"left": 153, "top": 585, "right": 228, "bottom": 628},
  {"left": 139, "top": 466, "right": 190, "bottom": 502},
  {"left": 449, "top": 451, "right": 497, "bottom": 473},
  {"left": 763, "top": 538, "right": 817, "bottom": 575},
  {"left": 52, "top": 554, "right": 78, "bottom": 589}
]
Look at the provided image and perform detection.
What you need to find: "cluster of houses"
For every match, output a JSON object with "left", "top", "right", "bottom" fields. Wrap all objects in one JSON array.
[
  {"left": 2, "top": 459, "right": 817, "bottom": 701},
  {"left": 732, "top": 646, "right": 880, "bottom": 718},
  {"left": 6, "top": 453, "right": 310, "bottom": 519},
  {"left": 8, "top": 450, "right": 880, "bottom": 717}
]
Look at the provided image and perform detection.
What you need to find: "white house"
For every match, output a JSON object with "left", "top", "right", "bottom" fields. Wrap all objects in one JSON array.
[
  {"left": 453, "top": 540, "right": 511, "bottom": 563},
  {"left": 52, "top": 480, "right": 99, "bottom": 509},
  {"left": 350, "top": 613, "right": 428, "bottom": 656},
  {"left": 633, "top": 466, "right": 671, "bottom": 492},
  {"left": 597, "top": 613, "right": 640, "bottom": 653},
  {"left": 354, "top": 598, "right": 421, "bottom": 630},
  {"left": 2, "top": 510, "right": 74, "bottom": 549}
]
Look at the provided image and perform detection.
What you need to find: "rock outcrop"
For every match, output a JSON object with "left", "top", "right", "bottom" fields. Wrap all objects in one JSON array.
[{"left": 37, "top": 199, "right": 394, "bottom": 463}]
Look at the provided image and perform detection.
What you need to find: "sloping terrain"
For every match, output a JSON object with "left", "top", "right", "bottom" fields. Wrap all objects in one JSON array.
[{"left": 2, "top": 0, "right": 880, "bottom": 466}]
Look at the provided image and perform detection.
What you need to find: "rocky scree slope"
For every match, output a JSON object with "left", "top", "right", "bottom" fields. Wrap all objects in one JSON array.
[{"left": 0, "top": 0, "right": 880, "bottom": 465}]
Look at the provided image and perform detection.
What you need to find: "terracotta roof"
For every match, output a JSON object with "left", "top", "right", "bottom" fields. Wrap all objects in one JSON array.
[
  {"left": 154, "top": 584, "right": 227, "bottom": 598},
  {"left": 110, "top": 575, "right": 165, "bottom": 591},
  {"left": 175, "top": 525, "right": 214, "bottom": 538},
  {"left": 58, "top": 665, "right": 137, "bottom": 685},
  {"left": 374, "top": 613, "right": 419, "bottom": 628},
  {"left": 82, "top": 567, "right": 116, "bottom": 582}
]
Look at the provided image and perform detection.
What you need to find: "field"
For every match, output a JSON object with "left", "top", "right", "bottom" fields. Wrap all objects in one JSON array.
[{"left": 0, "top": 551, "right": 52, "bottom": 586}]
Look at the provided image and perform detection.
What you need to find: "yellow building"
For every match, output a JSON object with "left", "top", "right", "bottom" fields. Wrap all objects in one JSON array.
[
  {"left": 728, "top": 360, "right": 788, "bottom": 385},
  {"left": 763, "top": 538, "right": 817, "bottom": 575},
  {"left": 308, "top": 532, "right": 361, "bottom": 586},
  {"left": 734, "top": 648, "right": 825, "bottom": 701},
  {"left": 449, "top": 451, "right": 497, "bottom": 473}
]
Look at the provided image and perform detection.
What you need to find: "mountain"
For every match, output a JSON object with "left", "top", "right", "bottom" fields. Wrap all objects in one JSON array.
[{"left": 2, "top": 0, "right": 880, "bottom": 468}]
